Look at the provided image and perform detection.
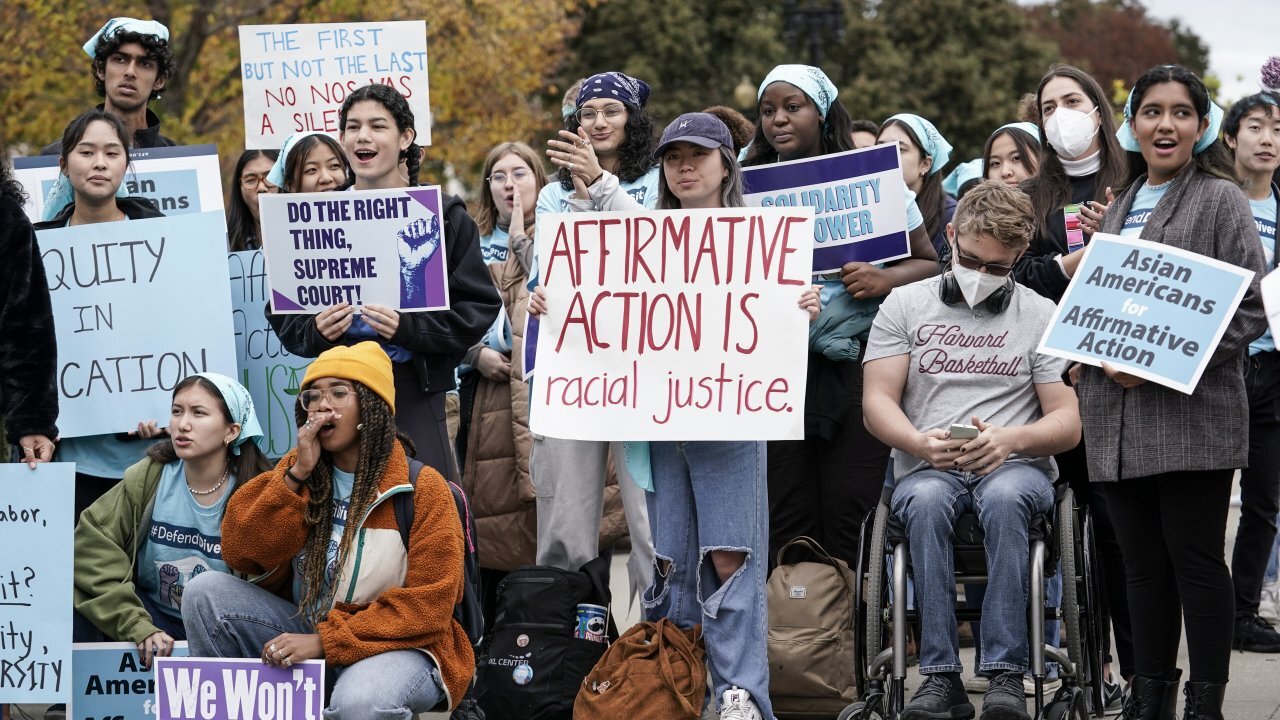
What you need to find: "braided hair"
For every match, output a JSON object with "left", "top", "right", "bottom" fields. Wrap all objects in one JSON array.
[
  {"left": 292, "top": 382, "right": 417, "bottom": 625},
  {"left": 339, "top": 84, "right": 421, "bottom": 186}
]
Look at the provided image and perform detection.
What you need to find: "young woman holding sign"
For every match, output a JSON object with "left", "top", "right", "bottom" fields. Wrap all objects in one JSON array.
[
  {"left": 182, "top": 342, "right": 473, "bottom": 717},
  {"left": 226, "top": 149, "right": 279, "bottom": 251},
  {"left": 36, "top": 110, "right": 171, "bottom": 519},
  {"left": 1075, "top": 65, "right": 1266, "bottom": 719},
  {"left": 269, "top": 84, "right": 499, "bottom": 484},
  {"left": 534, "top": 112, "right": 821, "bottom": 720},
  {"left": 739, "top": 65, "right": 938, "bottom": 573},
  {"left": 73, "top": 373, "right": 269, "bottom": 668}
]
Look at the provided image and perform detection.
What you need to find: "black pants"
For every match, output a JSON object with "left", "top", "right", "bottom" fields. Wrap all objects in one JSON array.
[
  {"left": 1101, "top": 470, "right": 1233, "bottom": 683},
  {"left": 1059, "top": 443, "right": 1135, "bottom": 679},
  {"left": 767, "top": 356, "right": 890, "bottom": 569},
  {"left": 392, "top": 364, "right": 459, "bottom": 483},
  {"left": 1233, "top": 352, "right": 1280, "bottom": 617}
]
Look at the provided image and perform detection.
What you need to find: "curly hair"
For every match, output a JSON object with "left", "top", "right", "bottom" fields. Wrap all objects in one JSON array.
[
  {"left": 1, "top": 161, "right": 26, "bottom": 207},
  {"left": 339, "top": 84, "right": 421, "bottom": 186},
  {"left": 146, "top": 375, "right": 272, "bottom": 491},
  {"left": 558, "top": 103, "right": 657, "bottom": 188},
  {"left": 92, "top": 30, "right": 175, "bottom": 101},
  {"left": 702, "top": 105, "right": 755, "bottom": 153},
  {"left": 475, "top": 142, "right": 547, "bottom": 237},
  {"left": 292, "top": 382, "right": 416, "bottom": 626},
  {"left": 952, "top": 180, "right": 1036, "bottom": 250}
]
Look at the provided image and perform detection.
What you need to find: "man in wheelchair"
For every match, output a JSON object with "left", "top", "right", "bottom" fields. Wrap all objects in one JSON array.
[{"left": 862, "top": 181, "right": 1081, "bottom": 720}]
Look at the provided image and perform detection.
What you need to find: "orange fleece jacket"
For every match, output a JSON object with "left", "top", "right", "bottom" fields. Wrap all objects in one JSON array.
[{"left": 221, "top": 442, "right": 474, "bottom": 708}]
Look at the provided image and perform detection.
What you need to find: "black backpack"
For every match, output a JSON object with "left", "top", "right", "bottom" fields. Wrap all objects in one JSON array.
[
  {"left": 475, "top": 557, "right": 615, "bottom": 720},
  {"left": 394, "top": 453, "right": 485, "bottom": 648}
]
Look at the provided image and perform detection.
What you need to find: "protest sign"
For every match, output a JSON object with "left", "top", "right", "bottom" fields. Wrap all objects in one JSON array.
[
  {"left": 13, "top": 145, "right": 225, "bottom": 223},
  {"left": 229, "top": 251, "right": 307, "bottom": 458},
  {"left": 530, "top": 207, "right": 814, "bottom": 441},
  {"left": 70, "top": 642, "right": 189, "bottom": 720},
  {"left": 239, "top": 21, "right": 430, "bottom": 148},
  {"left": 259, "top": 187, "right": 450, "bottom": 314},
  {"left": 742, "top": 144, "right": 910, "bottom": 273},
  {"left": 0, "top": 462, "right": 73, "bottom": 704},
  {"left": 1037, "top": 233, "right": 1254, "bottom": 394},
  {"left": 38, "top": 211, "right": 238, "bottom": 437},
  {"left": 1262, "top": 267, "right": 1280, "bottom": 343},
  {"left": 155, "top": 657, "right": 324, "bottom": 720}
]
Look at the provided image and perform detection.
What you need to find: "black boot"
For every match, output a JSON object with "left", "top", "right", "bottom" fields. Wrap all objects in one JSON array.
[
  {"left": 1120, "top": 670, "right": 1180, "bottom": 720},
  {"left": 1181, "top": 681, "right": 1226, "bottom": 720}
]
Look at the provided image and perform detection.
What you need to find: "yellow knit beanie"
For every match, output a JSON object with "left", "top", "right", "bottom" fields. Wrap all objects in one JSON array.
[{"left": 301, "top": 342, "right": 396, "bottom": 413}]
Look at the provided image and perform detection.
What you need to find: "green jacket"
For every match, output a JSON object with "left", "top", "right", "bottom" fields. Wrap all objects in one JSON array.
[{"left": 73, "top": 458, "right": 165, "bottom": 644}]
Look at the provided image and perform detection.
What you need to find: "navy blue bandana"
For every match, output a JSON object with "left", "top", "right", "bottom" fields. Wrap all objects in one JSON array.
[{"left": 577, "top": 72, "right": 651, "bottom": 110}]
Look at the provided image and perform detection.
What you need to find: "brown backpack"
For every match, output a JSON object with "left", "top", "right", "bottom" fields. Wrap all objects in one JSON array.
[
  {"left": 573, "top": 618, "right": 706, "bottom": 720},
  {"left": 767, "top": 536, "right": 858, "bottom": 716}
]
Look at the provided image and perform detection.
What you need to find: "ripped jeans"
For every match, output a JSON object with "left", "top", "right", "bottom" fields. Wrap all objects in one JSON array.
[{"left": 643, "top": 441, "right": 772, "bottom": 718}]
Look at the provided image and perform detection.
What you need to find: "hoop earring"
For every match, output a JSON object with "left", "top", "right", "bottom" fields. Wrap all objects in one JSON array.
[{"left": 356, "top": 423, "right": 365, "bottom": 432}]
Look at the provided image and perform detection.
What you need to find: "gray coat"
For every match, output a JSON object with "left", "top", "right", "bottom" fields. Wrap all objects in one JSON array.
[{"left": 1079, "top": 167, "right": 1266, "bottom": 482}]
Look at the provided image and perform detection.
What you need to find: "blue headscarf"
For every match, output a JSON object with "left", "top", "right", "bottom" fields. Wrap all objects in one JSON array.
[
  {"left": 885, "top": 113, "right": 953, "bottom": 173},
  {"left": 1116, "top": 83, "right": 1223, "bottom": 155},
  {"left": 757, "top": 65, "right": 839, "bottom": 120},
  {"left": 194, "top": 372, "right": 264, "bottom": 455},
  {"left": 942, "top": 159, "right": 983, "bottom": 197},
  {"left": 83, "top": 17, "right": 169, "bottom": 57},
  {"left": 266, "top": 132, "right": 326, "bottom": 188},
  {"left": 40, "top": 173, "right": 129, "bottom": 222},
  {"left": 995, "top": 122, "right": 1041, "bottom": 144},
  {"left": 577, "top": 72, "right": 651, "bottom": 110}
]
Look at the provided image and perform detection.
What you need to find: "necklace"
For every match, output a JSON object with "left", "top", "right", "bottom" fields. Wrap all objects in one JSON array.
[{"left": 188, "top": 465, "right": 229, "bottom": 496}]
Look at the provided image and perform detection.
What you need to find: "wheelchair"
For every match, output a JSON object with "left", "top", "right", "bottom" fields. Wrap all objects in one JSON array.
[{"left": 840, "top": 480, "right": 1106, "bottom": 720}]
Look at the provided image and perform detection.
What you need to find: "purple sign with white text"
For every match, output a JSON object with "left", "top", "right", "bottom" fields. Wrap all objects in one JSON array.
[{"left": 155, "top": 657, "right": 325, "bottom": 720}]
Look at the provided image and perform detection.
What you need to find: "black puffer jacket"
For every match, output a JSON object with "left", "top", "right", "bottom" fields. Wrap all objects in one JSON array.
[{"left": 1, "top": 193, "right": 59, "bottom": 444}]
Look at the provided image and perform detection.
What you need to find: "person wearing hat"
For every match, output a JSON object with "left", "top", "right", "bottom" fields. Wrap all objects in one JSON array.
[
  {"left": 1074, "top": 65, "right": 1265, "bottom": 719},
  {"left": 72, "top": 373, "right": 271, "bottom": 668},
  {"left": 182, "top": 342, "right": 474, "bottom": 717},
  {"left": 41, "top": 17, "right": 177, "bottom": 155},
  {"left": 878, "top": 113, "right": 957, "bottom": 265}
]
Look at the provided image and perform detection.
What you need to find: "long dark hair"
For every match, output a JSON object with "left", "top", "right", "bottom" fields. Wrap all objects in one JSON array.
[
  {"left": 1023, "top": 64, "right": 1128, "bottom": 253},
  {"left": 742, "top": 97, "right": 855, "bottom": 167},
  {"left": 339, "top": 84, "right": 421, "bottom": 186},
  {"left": 878, "top": 118, "right": 948, "bottom": 241},
  {"left": 146, "top": 375, "right": 271, "bottom": 493},
  {"left": 227, "top": 150, "right": 278, "bottom": 252},
  {"left": 982, "top": 126, "right": 1040, "bottom": 181},
  {"left": 558, "top": 104, "right": 657, "bottom": 188},
  {"left": 292, "top": 382, "right": 416, "bottom": 625},
  {"left": 1123, "top": 65, "right": 1237, "bottom": 186},
  {"left": 283, "top": 135, "right": 352, "bottom": 193},
  {"left": 1, "top": 162, "right": 26, "bottom": 207}
]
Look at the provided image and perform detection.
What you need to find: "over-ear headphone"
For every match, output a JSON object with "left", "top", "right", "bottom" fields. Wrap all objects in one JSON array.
[{"left": 938, "top": 271, "right": 1013, "bottom": 314}]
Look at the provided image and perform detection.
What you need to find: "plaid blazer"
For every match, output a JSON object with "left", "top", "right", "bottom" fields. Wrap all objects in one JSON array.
[{"left": 1078, "top": 168, "right": 1266, "bottom": 482}]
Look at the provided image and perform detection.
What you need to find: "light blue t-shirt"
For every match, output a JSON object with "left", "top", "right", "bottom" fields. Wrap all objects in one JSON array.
[
  {"left": 292, "top": 467, "right": 355, "bottom": 608},
  {"left": 57, "top": 435, "right": 153, "bottom": 480},
  {"left": 817, "top": 189, "right": 926, "bottom": 307},
  {"left": 480, "top": 227, "right": 511, "bottom": 265},
  {"left": 1249, "top": 190, "right": 1278, "bottom": 355},
  {"left": 1120, "top": 182, "right": 1171, "bottom": 237},
  {"left": 136, "top": 460, "right": 235, "bottom": 620}
]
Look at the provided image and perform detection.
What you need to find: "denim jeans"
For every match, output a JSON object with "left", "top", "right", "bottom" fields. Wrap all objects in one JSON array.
[
  {"left": 181, "top": 572, "right": 447, "bottom": 718},
  {"left": 967, "top": 570, "right": 1062, "bottom": 677},
  {"left": 643, "top": 441, "right": 772, "bottom": 718},
  {"left": 891, "top": 463, "right": 1053, "bottom": 674},
  {"left": 1268, "top": 511, "right": 1280, "bottom": 584}
]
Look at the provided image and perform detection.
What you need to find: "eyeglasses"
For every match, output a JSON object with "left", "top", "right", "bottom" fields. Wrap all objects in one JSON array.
[
  {"left": 575, "top": 104, "right": 626, "bottom": 124},
  {"left": 487, "top": 169, "right": 532, "bottom": 185},
  {"left": 299, "top": 386, "right": 355, "bottom": 410},
  {"left": 240, "top": 173, "right": 272, "bottom": 189},
  {"left": 953, "top": 243, "right": 1019, "bottom": 277}
]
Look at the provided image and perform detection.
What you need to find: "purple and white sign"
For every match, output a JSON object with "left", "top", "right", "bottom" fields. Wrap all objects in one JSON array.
[
  {"left": 155, "top": 657, "right": 325, "bottom": 720},
  {"left": 742, "top": 144, "right": 910, "bottom": 274},
  {"left": 259, "top": 186, "right": 450, "bottom": 314}
]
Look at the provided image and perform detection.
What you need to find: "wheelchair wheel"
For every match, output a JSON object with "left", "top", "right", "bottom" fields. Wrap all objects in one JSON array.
[
  {"left": 864, "top": 500, "right": 890, "bottom": 675},
  {"left": 1043, "top": 685, "right": 1088, "bottom": 720},
  {"left": 1058, "top": 490, "right": 1104, "bottom": 713},
  {"left": 1058, "top": 488, "right": 1084, "bottom": 681},
  {"left": 837, "top": 699, "right": 886, "bottom": 720},
  {"left": 1079, "top": 508, "right": 1108, "bottom": 715}
]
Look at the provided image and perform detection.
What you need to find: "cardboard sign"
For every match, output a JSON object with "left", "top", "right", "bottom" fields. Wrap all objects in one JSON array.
[
  {"left": 742, "top": 144, "right": 910, "bottom": 273},
  {"left": 70, "top": 642, "right": 189, "bottom": 720},
  {"left": 259, "top": 187, "right": 450, "bottom": 313},
  {"left": 0, "top": 463, "right": 74, "bottom": 704},
  {"left": 37, "top": 212, "right": 238, "bottom": 437},
  {"left": 155, "top": 657, "right": 324, "bottom": 720},
  {"left": 239, "top": 21, "right": 431, "bottom": 148},
  {"left": 530, "top": 207, "right": 814, "bottom": 440},
  {"left": 1038, "top": 233, "right": 1254, "bottom": 394},
  {"left": 12, "top": 145, "right": 225, "bottom": 223},
  {"left": 228, "top": 251, "right": 308, "bottom": 458}
]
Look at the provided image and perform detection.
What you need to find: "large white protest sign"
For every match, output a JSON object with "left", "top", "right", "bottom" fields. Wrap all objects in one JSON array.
[
  {"left": 12, "top": 145, "right": 225, "bottom": 223},
  {"left": 0, "top": 463, "right": 73, "bottom": 704},
  {"left": 742, "top": 144, "right": 909, "bottom": 273},
  {"left": 1038, "top": 233, "right": 1254, "bottom": 394},
  {"left": 229, "top": 251, "right": 308, "bottom": 458},
  {"left": 38, "top": 211, "right": 238, "bottom": 437},
  {"left": 260, "top": 187, "right": 450, "bottom": 314},
  {"left": 239, "top": 21, "right": 430, "bottom": 148},
  {"left": 530, "top": 207, "right": 814, "bottom": 441}
]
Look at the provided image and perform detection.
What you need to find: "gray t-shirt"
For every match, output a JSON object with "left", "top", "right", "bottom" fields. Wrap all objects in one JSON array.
[{"left": 864, "top": 276, "right": 1070, "bottom": 481}]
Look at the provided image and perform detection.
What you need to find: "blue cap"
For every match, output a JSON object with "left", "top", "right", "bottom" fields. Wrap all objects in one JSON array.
[{"left": 656, "top": 113, "right": 734, "bottom": 158}]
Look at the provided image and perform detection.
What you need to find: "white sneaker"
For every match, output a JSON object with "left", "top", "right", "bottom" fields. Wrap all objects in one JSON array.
[
  {"left": 964, "top": 675, "right": 991, "bottom": 693},
  {"left": 720, "top": 686, "right": 763, "bottom": 720},
  {"left": 1260, "top": 581, "right": 1279, "bottom": 625}
]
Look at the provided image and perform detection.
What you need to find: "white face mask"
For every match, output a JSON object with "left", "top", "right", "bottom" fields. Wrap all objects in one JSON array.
[
  {"left": 952, "top": 262, "right": 1009, "bottom": 308},
  {"left": 1045, "top": 107, "right": 1099, "bottom": 159}
]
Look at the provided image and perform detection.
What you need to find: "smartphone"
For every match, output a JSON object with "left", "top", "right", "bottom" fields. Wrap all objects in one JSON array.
[{"left": 948, "top": 424, "right": 980, "bottom": 440}]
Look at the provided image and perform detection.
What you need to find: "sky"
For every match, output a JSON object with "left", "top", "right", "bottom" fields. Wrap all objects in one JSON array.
[{"left": 1141, "top": 0, "right": 1273, "bottom": 101}]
